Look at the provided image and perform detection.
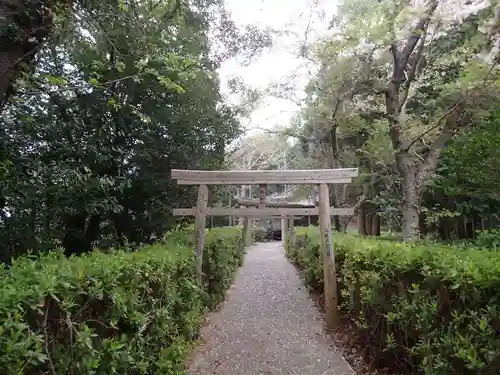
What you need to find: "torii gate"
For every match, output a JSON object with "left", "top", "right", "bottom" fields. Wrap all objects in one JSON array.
[{"left": 171, "top": 168, "right": 358, "bottom": 328}]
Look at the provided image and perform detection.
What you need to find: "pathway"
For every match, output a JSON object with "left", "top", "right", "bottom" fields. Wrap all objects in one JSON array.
[{"left": 187, "top": 241, "right": 354, "bottom": 375}]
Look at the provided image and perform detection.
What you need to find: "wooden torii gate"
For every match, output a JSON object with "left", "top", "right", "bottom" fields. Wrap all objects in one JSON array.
[{"left": 171, "top": 168, "right": 358, "bottom": 328}]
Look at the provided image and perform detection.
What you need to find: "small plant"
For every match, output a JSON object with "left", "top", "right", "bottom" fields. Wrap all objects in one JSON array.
[{"left": 475, "top": 229, "right": 500, "bottom": 250}]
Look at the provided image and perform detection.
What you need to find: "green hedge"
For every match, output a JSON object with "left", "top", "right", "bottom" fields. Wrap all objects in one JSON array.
[
  {"left": 0, "top": 227, "right": 243, "bottom": 375},
  {"left": 286, "top": 227, "right": 500, "bottom": 375},
  {"left": 253, "top": 227, "right": 269, "bottom": 242}
]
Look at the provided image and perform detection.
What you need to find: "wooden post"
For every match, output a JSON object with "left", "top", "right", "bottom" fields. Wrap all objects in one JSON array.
[
  {"left": 239, "top": 185, "right": 245, "bottom": 226},
  {"left": 242, "top": 184, "right": 252, "bottom": 246},
  {"left": 243, "top": 216, "right": 252, "bottom": 246},
  {"left": 194, "top": 184, "right": 208, "bottom": 281},
  {"left": 245, "top": 217, "right": 253, "bottom": 245},
  {"left": 318, "top": 183, "right": 339, "bottom": 328},
  {"left": 281, "top": 216, "right": 288, "bottom": 246},
  {"left": 259, "top": 184, "right": 266, "bottom": 229},
  {"left": 288, "top": 218, "right": 295, "bottom": 249}
]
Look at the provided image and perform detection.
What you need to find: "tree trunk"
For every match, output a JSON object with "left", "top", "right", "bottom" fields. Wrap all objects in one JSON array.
[
  {"left": 333, "top": 215, "right": 341, "bottom": 232},
  {"left": 419, "top": 212, "right": 427, "bottom": 236},
  {"left": 365, "top": 212, "right": 373, "bottom": 236},
  {"left": 327, "top": 122, "right": 346, "bottom": 234},
  {"left": 342, "top": 216, "right": 352, "bottom": 233},
  {"left": 401, "top": 184, "right": 420, "bottom": 240},
  {"left": 358, "top": 203, "right": 367, "bottom": 236},
  {"left": 383, "top": 3, "right": 439, "bottom": 240},
  {"left": 329, "top": 171, "right": 343, "bottom": 233},
  {"left": 371, "top": 214, "right": 381, "bottom": 236},
  {"left": 465, "top": 217, "right": 474, "bottom": 239},
  {"left": 63, "top": 214, "right": 101, "bottom": 256},
  {"left": 398, "top": 156, "right": 421, "bottom": 241},
  {"left": 0, "top": 0, "right": 56, "bottom": 107}
]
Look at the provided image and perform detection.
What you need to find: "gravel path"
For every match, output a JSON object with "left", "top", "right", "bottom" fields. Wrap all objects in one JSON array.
[{"left": 187, "top": 241, "right": 354, "bottom": 375}]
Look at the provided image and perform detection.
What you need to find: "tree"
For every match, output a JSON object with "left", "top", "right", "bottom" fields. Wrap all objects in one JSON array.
[
  {"left": 0, "top": 0, "right": 272, "bottom": 109},
  {"left": 0, "top": 0, "right": 112, "bottom": 107},
  {"left": 0, "top": 0, "right": 261, "bottom": 259},
  {"left": 299, "top": 0, "right": 500, "bottom": 239},
  {"left": 379, "top": 1, "right": 499, "bottom": 239},
  {"left": 225, "top": 132, "right": 290, "bottom": 224},
  {"left": 423, "top": 104, "right": 500, "bottom": 239}
]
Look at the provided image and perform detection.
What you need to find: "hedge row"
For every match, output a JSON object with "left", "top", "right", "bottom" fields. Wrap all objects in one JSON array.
[
  {"left": 253, "top": 227, "right": 269, "bottom": 242},
  {"left": 0, "top": 227, "right": 244, "bottom": 375},
  {"left": 286, "top": 227, "right": 500, "bottom": 375}
]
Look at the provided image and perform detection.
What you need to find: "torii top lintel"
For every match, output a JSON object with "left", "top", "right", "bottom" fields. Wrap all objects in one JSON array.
[{"left": 170, "top": 168, "right": 358, "bottom": 185}]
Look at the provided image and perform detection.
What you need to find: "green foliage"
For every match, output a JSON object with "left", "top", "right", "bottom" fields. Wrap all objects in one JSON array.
[
  {"left": 421, "top": 106, "right": 500, "bottom": 240},
  {"left": 287, "top": 227, "right": 500, "bottom": 375},
  {"left": 252, "top": 227, "right": 269, "bottom": 242},
  {"left": 0, "top": 227, "right": 243, "bottom": 375},
  {"left": 475, "top": 229, "right": 500, "bottom": 250},
  {"left": 201, "top": 229, "right": 245, "bottom": 309},
  {"left": 431, "top": 106, "right": 500, "bottom": 201},
  {"left": 0, "top": 0, "right": 245, "bottom": 258},
  {"left": 285, "top": 231, "right": 323, "bottom": 291}
]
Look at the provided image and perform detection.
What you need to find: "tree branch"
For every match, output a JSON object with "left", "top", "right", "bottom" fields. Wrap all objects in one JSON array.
[
  {"left": 255, "top": 127, "right": 314, "bottom": 142},
  {"left": 390, "top": 43, "right": 402, "bottom": 83},
  {"left": 417, "top": 127, "right": 452, "bottom": 184},
  {"left": 404, "top": 58, "right": 499, "bottom": 152},
  {"left": 351, "top": 194, "right": 366, "bottom": 212},
  {"left": 21, "top": 64, "right": 200, "bottom": 97},
  {"left": 358, "top": 110, "right": 389, "bottom": 121},
  {"left": 400, "top": 1, "right": 438, "bottom": 69},
  {"left": 399, "top": 29, "right": 427, "bottom": 111},
  {"left": 385, "top": 1, "right": 439, "bottom": 152}
]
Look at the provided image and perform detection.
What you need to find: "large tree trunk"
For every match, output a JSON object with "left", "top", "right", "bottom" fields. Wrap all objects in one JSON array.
[
  {"left": 358, "top": 203, "right": 368, "bottom": 236},
  {"left": 365, "top": 211, "right": 373, "bottom": 235},
  {"left": 327, "top": 123, "right": 344, "bottom": 233},
  {"left": 332, "top": 211, "right": 341, "bottom": 232},
  {"left": 397, "top": 154, "right": 421, "bottom": 240},
  {"left": 63, "top": 214, "right": 101, "bottom": 256},
  {"left": 0, "top": 0, "right": 56, "bottom": 107},
  {"left": 419, "top": 212, "right": 427, "bottom": 236},
  {"left": 371, "top": 213, "right": 380, "bottom": 236}
]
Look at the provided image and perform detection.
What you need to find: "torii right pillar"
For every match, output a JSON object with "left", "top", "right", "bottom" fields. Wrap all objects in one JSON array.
[{"left": 318, "top": 183, "right": 339, "bottom": 329}]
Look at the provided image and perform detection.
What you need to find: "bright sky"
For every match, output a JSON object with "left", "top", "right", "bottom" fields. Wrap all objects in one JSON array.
[{"left": 219, "top": 0, "right": 338, "bottom": 135}]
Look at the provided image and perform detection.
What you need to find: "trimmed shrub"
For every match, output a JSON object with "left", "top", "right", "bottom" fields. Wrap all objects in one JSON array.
[
  {"left": 202, "top": 229, "right": 244, "bottom": 309},
  {"left": 287, "top": 227, "right": 500, "bottom": 375},
  {"left": 253, "top": 227, "right": 269, "bottom": 242},
  {"left": 0, "top": 227, "right": 243, "bottom": 375}
]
